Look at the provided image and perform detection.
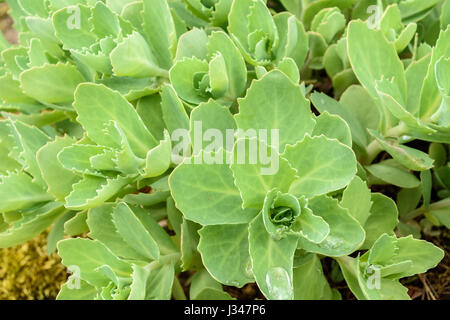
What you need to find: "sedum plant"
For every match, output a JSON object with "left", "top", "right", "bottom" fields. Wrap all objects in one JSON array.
[{"left": 0, "top": 0, "right": 448, "bottom": 300}]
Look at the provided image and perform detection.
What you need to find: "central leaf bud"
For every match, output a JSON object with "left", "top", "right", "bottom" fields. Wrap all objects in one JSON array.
[
  {"left": 270, "top": 206, "right": 296, "bottom": 226},
  {"left": 262, "top": 189, "right": 302, "bottom": 239}
]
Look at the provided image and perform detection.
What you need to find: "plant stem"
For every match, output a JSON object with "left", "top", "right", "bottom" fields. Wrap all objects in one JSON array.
[
  {"left": 363, "top": 123, "right": 408, "bottom": 165},
  {"left": 402, "top": 198, "right": 450, "bottom": 220}
]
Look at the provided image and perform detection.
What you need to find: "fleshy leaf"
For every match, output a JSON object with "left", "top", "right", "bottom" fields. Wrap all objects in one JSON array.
[
  {"left": 111, "top": 203, "right": 160, "bottom": 261},
  {"left": 74, "top": 83, "right": 157, "bottom": 158},
  {"left": 283, "top": 135, "right": 357, "bottom": 198},
  {"left": 37, "top": 135, "right": 81, "bottom": 201},
  {"left": 57, "top": 238, "right": 133, "bottom": 287},
  {"left": 198, "top": 223, "right": 253, "bottom": 288},
  {"left": 340, "top": 176, "right": 372, "bottom": 226},
  {"left": 231, "top": 137, "right": 297, "bottom": 209},
  {"left": 248, "top": 213, "right": 297, "bottom": 300},
  {"left": 235, "top": 70, "right": 315, "bottom": 151},
  {"left": 298, "top": 196, "right": 365, "bottom": 257},
  {"left": 169, "top": 149, "right": 259, "bottom": 225}
]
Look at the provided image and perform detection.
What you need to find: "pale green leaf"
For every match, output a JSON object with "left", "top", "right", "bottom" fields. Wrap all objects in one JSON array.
[
  {"left": 198, "top": 223, "right": 253, "bottom": 288},
  {"left": 284, "top": 135, "right": 357, "bottom": 198}
]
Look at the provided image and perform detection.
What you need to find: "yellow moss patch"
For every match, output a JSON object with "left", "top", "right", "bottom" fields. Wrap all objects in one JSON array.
[{"left": 0, "top": 231, "right": 68, "bottom": 300}]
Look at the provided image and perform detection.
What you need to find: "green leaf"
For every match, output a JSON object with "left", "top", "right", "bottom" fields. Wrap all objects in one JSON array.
[
  {"left": 167, "top": 196, "right": 183, "bottom": 237},
  {"left": 231, "top": 137, "right": 297, "bottom": 209},
  {"left": 293, "top": 254, "right": 338, "bottom": 300},
  {"left": 96, "top": 77, "right": 160, "bottom": 101},
  {"left": 112, "top": 202, "right": 160, "bottom": 261},
  {"left": 276, "top": 57, "right": 300, "bottom": 83},
  {"left": 91, "top": 2, "right": 121, "bottom": 38},
  {"left": 129, "top": 262, "right": 174, "bottom": 300},
  {"left": 228, "top": 0, "right": 278, "bottom": 65},
  {"left": 302, "top": 0, "right": 357, "bottom": 29},
  {"left": 3, "top": 110, "right": 68, "bottom": 128},
  {"left": 20, "top": 63, "right": 85, "bottom": 104},
  {"left": 46, "top": 211, "right": 75, "bottom": 254},
  {"left": 248, "top": 213, "right": 297, "bottom": 300},
  {"left": 340, "top": 176, "right": 372, "bottom": 226},
  {"left": 311, "top": 91, "right": 368, "bottom": 148},
  {"left": 110, "top": 31, "right": 168, "bottom": 78},
  {"left": 375, "top": 78, "right": 435, "bottom": 135},
  {"left": 0, "top": 202, "right": 65, "bottom": 248},
  {"left": 144, "top": 130, "right": 172, "bottom": 178},
  {"left": 312, "top": 112, "right": 352, "bottom": 147},
  {"left": 420, "top": 170, "right": 432, "bottom": 210},
  {"left": 190, "top": 99, "right": 237, "bottom": 152},
  {"left": 365, "top": 234, "right": 444, "bottom": 279},
  {"left": 405, "top": 55, "right": 432, "bottom": 116},
  {"left": 347, "top": 20, "right": 407, "bottom": 118},
  {"left": 273, "top": 12, "right": 309, "bottom": 68},
  {"left": 74, "top": 83, "right": 157, "bottom": 158},
  {"left": 175, "top": 28, "right": 208, "bottom": 60},
  {"left": 442, "top": 0, "right": 450, "bottom": 29},
  {"left": 141, "top": 0, "right": 176, "bottom": 70},
  {"left": 0, "top": 73, "right": 36, "bottom": 104},
  {"left": 181, "top": 218, "right": 203, "bottom": 271},
  {"left": 279, "top": 0, "right": 302, "bottom": 19},
  {"left": 136, "top": 95, "right": 166, "bottom": 141},
  {"left": 368, "top": 130, "right": 434, "bottom": 171},
  {"left": 365, "top": 160, "right": 421, "bottom": 188},
  {"left": 298, "top": 196, "right": 365, "bottom": 257},
  {"left": 419, "top": 27, "right": 450, "bottom": 119},
  {"left": 362, "top": 193, "right": 399, "bottom": 249},
  {"left": 311, "top": 7, "right": 346, "bottom": 43},
  {"left": 235, "top": 70, "right": 315, "bottom": 151},
  {"left": 131, "top": 202, "right": 178, "bottom": 254},
  {"left": 7, "top": 119, "right": 51, "bottom": 187},
  {"left": 18, "top": 0, "right": 49, "bottom": 18},
  {"left": 435, "top": 57, "right": 450, "bottom": 128},
  {"left": 57, "top": 144, "right": 109, "bottom": 177},
  {"left": 0, "top": 171, "right": 53, "bottom": 212},
  {"left": 430, "top": 206, "right": 450, "bottom": 229},
  {"left": 87, "top": 204, "right": 147, "bottom": 261},
  {"left": 37, "top": 135, "right": 81, "bottom": 201},
  {"left": 53, "top": 4, "right": 97, "bottom": 50},
  {"left": 337, "top": 254, "right": 410, "bottom": 300},
  {"left": 160, "top": 84, "right": 190, "bottom": 135},
  {"left": 57, "top": 278, "right": 98, "bottom": 300},
  {"left": 57, "top": 238, "right": 133, "bottom": 287},
  {"left": 64, "top": 210, "right": 89, "bottom": 236},
  {"left": 283, "top": 135, "right": 357, "bottom": 198},
  {"left": 65, "top": 175, "right": 133, "bottom": 210},
  {"left": 397, "top": 187, "right": 422, "bottom": 216},
  {"left": 169, "top": 149, "right": 259, "bottom": 225},
  {"left": 340, "top": 85, "right": 381, "bottom": 135},
  {"left": 190, "top": 269, "right": 234, "bottom": 300},
  {"left": 169, "top": 57, "right": 210, "bottom": 105},
  {"left": 262, "top": 190, "right": 330, "bottom": 242},
  {"left": 198, "top": 223, "right": 253, "bottom": 288},
  {"left": 207, "top": 31, "right": 247, "bottom": 100}
]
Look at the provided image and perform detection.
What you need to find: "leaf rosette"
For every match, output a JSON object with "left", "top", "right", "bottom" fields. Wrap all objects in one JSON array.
[
  {"left": 170, "top": 30, "right": 247, "bottom": 106},
  {"left": 228, "top": 0, "right": 308, "bottom": 68},
  {"left": 170, "top": 70, "right": 365, "bottom": 299}
]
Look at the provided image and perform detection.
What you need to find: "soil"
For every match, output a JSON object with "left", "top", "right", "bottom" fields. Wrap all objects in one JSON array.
[{"left": 0, "top": 3, "right": 17, "bottom": 44}]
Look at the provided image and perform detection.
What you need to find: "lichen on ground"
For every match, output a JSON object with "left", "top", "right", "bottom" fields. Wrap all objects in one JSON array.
[{"left": 0, "top": 231, "right": 68, "bottom": 300}]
